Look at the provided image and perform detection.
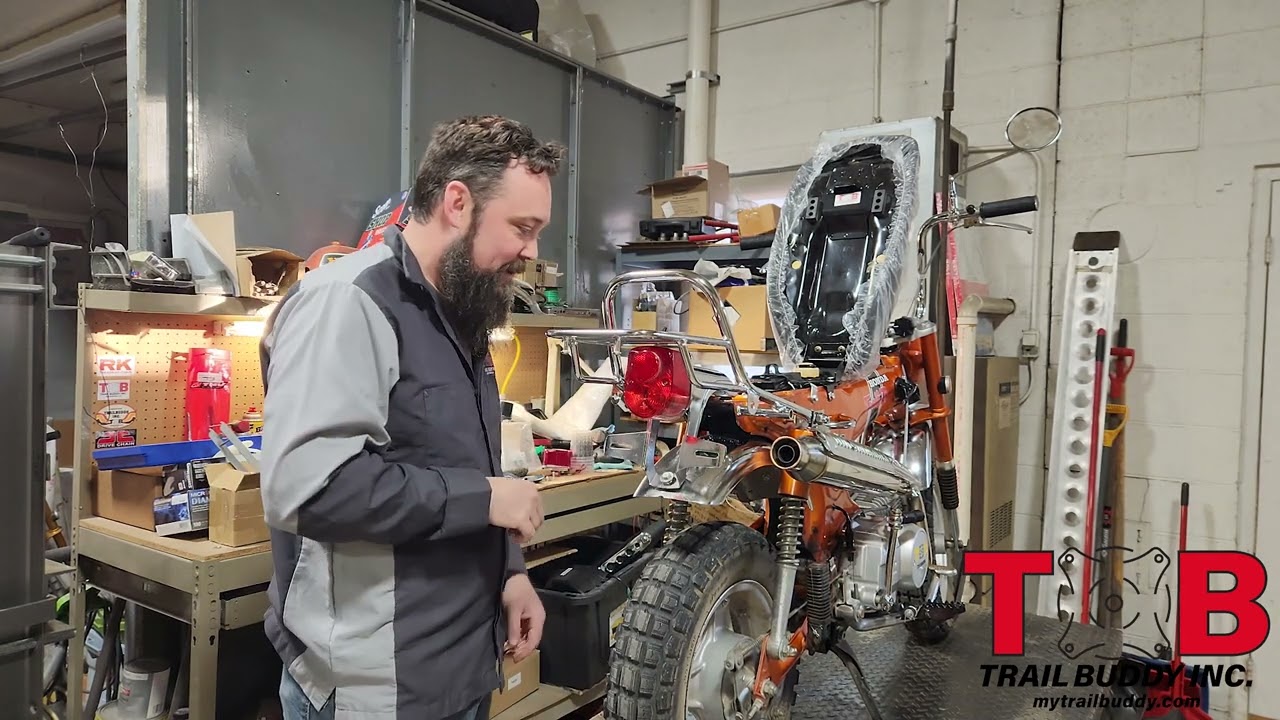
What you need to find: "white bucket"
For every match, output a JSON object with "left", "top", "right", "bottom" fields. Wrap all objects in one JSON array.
[{"left": 116, "top": 658, "right": 170, "bottom": 719}]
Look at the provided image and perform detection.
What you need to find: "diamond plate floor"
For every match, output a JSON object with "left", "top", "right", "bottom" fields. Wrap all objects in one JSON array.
[{"left": 791, "top": 605, "right": 1123, "bottom": 720}]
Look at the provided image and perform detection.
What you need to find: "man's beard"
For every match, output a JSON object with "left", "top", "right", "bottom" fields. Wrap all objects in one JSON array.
[{"left": 436, "top": 223, "right": 523, "bottom": 361}]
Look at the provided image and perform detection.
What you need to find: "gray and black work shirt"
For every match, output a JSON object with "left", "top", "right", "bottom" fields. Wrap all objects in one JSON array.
[{"left": 258, "top": 227, "right": 525, "bottom": 719}]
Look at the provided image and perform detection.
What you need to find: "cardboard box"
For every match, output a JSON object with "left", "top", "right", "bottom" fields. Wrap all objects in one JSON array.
[
  {"left": 538, "top": 261, "right": 559, "bottom": 288},
  {"left": 687, "top": 284, "right": 774, "bottom": 352},
  {"left": 738, "top": 204, "right": 780, "bottom": 238},
  {"left": 236, "top": 247, "right": 303, "bottom": 300},
  {"left": 206, "top": 463, "right": 269, "bottom": 547},
  {"left": 95, "top": 468, "right": 166, "bottom": 530},
  {"left": 518, "top": 259, "right": 561, "bottom": 289},
  {"left": 640, "top": 158, "right": 731, "bottom": 220},
  {"left": 490, "top": 651, "right": 540, "bottom": 718}
]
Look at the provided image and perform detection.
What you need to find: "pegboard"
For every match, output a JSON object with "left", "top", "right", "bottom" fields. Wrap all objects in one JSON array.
[
  {"left": 84, "top": 311, "right": 265, "bottom": 449},
  {"left": 489, "top": 327, "right": 551, "bottom": 405}
]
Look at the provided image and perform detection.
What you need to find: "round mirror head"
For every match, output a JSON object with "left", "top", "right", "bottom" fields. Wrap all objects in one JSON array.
[{"left": 1005, "top": 107, "right": 1062, "bottom": 151}]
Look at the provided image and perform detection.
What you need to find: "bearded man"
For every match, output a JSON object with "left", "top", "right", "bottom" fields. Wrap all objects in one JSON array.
[{"left": 258, "top": 116, "right": 566, "bottom": 720}]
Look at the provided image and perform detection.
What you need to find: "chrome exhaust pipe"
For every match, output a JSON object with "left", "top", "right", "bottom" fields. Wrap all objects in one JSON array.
[{"left": 770, "top": 432, "right": 918, "bottom": 494}]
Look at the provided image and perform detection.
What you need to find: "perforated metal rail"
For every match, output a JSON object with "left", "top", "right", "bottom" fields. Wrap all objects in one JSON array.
[{"left": 1036, "top": 232, "right": 1121, "bottom": 624}]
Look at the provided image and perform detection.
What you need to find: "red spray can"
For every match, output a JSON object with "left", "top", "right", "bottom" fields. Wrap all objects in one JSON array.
[{"left": 186, "top": 348, "right": 232, "bottom": 441}]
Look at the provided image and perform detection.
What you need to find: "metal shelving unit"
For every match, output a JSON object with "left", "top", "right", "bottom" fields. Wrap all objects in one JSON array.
[{"left": 614, "top": 238, "right": 774, "bottom": 271}]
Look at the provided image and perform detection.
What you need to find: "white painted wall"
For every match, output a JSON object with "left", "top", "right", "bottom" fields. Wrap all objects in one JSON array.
[
  {"left": 581, "top": 1, "right": 1278, "bottom": 715},
  {"left": 581, "top": 0, "right": 1059, "bottom": 557}
]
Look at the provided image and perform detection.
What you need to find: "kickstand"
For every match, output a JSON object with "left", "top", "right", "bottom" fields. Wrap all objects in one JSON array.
[{"left": 832, "top": 638, "right": 884, "bottom": 720}]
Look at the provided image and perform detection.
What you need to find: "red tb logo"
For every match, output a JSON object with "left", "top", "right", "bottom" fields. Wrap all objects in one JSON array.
[
  {"left": 1178, "top": 551, "right": 1269, "bottom": 656},
  {"left": 966, "top": 549, "right": 1270, "bottom": 656},
  {"left": 964, "top": 551, "right": 1054, "bottom": 655}
]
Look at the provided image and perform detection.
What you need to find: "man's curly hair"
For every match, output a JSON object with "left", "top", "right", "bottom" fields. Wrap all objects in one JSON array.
[{"left": 409, "top": 115, "right": 567, "bottom": 222}]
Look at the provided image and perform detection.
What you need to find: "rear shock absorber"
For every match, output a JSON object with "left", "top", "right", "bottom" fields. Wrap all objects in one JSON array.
[
  {"left": 805, "top": 561, "right": 834, "bottom": 651},
  {"left": 937, "top": 463, "right": 960, "bottom": 511},
  {"left": 665, "top": 500, "right": 692, "bottom": 544},
  {"left": 768, "top": 498, "right": 805, "bottom": 658}
]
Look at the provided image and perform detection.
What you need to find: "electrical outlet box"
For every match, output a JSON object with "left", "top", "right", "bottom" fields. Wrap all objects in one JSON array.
[{"left": 1019, "top": 329, "right": 1040, "bottom": 360}]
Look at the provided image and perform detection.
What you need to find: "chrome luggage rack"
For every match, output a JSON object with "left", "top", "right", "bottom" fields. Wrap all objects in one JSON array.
[{"left": 545, "top": 269, "right": 826, "bottom": 426}]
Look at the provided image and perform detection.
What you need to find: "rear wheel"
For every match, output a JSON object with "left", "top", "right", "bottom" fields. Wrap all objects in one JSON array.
[{"left": 605, "top": 521, "right": 797, "bottom": 720}]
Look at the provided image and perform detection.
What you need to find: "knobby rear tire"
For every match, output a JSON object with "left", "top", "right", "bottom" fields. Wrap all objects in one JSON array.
[{"left": 604, "top": 521, "right": 796, "bottom": 720}]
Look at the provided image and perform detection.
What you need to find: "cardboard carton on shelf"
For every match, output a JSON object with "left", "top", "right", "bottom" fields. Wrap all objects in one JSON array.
[
  {"left": 168, "top": 209, "right": 302, "bottom": 299},
  {"left": 687, "top": 284, "right": 774, "bottom": 353},
  {"left": 640, "top": 158, "right": 731, "bottom": 221},
  {"left": 206, "top": 462, "right": 269, "bottom": 547},
  {"left": 94, "top": 468, "right": 166, "bottom": 531},
  {"left": 737, "top": 203, "right": 780, "bottom": 238},
  {"left": 489, "top": 651, "right": 540, "bottom": 717},
  {"left": 236, "top": 247, "right": 303, "bottom": 300}
]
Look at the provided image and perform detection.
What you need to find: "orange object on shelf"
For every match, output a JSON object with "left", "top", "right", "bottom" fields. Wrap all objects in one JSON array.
[{"left": 305, "top": 242, "right": 356, "bottom": 271}]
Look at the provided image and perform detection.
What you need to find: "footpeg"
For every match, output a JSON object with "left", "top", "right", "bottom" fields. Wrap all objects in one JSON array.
[{"left": 916, "top": 600, "right": 966, "bottom": 622}]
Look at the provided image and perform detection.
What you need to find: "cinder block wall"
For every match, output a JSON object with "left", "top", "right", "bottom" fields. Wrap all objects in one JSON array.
[{"left": 580, "top": 1, "right": 1276, "bottom": 715}]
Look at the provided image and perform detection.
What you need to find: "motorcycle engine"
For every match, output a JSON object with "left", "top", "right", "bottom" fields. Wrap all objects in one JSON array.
[{"left": 840, "top": 513, "right": 931, "bottom": 616}]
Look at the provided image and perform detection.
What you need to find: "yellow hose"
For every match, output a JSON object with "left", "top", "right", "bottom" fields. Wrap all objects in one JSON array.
[{"left": 500, "top": 332, "right": 521, "bottom": 397}]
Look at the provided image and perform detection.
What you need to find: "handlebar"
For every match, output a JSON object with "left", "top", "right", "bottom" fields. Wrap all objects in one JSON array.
[
  {"left": 6, "top": 227, "right": 52, "bottom": 248},
  {"left": 978, "top": 195, "right": 1038, "bottom": 219}
]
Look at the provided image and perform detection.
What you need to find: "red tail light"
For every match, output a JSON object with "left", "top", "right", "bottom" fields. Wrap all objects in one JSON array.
[{"left": 622, "top": 346, "right": 691, "bottom": 422}]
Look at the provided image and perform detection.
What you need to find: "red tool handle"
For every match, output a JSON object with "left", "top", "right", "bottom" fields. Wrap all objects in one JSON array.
[
  {"left": 1109, "top": 319, "right": 1135, "bottom": 399},
  {"left": 688, "top": 232, "right": 739, "bottom": 243},
  {"left": 1175, "top": 482, "right": 1189, "bottom": 667}
]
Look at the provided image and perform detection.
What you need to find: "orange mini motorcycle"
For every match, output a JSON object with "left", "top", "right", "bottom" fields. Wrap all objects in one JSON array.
[{"left": 548, "top": 107, "right": 1061, "bottom": 720}]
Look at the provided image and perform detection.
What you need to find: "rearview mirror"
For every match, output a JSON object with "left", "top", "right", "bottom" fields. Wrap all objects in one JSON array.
[
  {"left": 954, "top": 106, "right": 1063, "bottom": 177},
  {"left": 1005, "top": 107, "right": 1062, "bottom": 152}
]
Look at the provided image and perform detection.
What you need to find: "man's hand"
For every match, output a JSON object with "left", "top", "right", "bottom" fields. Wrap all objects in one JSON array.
[
  {"left": 488, "top": 476, "right": 544, "bottom": 543},
  {"left": 502, "top": 574, "right": 544, "bottom": 662}
]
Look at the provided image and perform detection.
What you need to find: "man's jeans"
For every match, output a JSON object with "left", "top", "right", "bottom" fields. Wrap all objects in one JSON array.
[{"left": 280, "top": 669, "right": 492, "bottom": 720}]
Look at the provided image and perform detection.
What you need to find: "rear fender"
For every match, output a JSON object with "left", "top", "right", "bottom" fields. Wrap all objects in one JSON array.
[{"left": 633, "top": 442, "right": 782, "bottom": 506}]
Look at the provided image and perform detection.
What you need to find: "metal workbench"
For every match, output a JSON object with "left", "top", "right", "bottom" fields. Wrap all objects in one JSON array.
[{"left": 792, "top": 604, "right": 1123, "bottom": 720}]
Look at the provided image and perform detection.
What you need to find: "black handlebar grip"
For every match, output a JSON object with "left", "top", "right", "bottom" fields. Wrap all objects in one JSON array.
[
  {"left": 739, "top": 233, "right": 774, "bottom": 251},
  {"left": 7, "top": 227, "right": 52, "bottom": 248},
  {"left": 978, "top": 195, "right": 1038, "bottom": 219}
]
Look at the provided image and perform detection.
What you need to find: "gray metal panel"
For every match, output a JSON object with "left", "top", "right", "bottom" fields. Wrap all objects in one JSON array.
[
  {"left": 410, "top": 9, "right": 574, "bottom": 282},
  {"left": 576, "top": 76, "right": 677, "bottom": 307},
  {"left": 186, "top": 0, "right": 404, "bottom": 259},
  {"left": 127, "top": 0, "right": 187, "bottom": 253},
  {"left": 0, "top": 244, "right": 48, "bottom": 710}
]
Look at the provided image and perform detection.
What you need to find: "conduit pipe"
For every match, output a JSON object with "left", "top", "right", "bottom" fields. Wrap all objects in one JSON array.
[
  {"left": 869, "top": 0, "right": 886, "bottom": 123},
  {"left": 599, "top": 0, "right": 859, "bottom": 61},
  {"left": 684, "top": 0, "right": 713, "bottom": 166},
  {"left": 953, "top": 294, "right": 1015, "bottom": 555}
]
